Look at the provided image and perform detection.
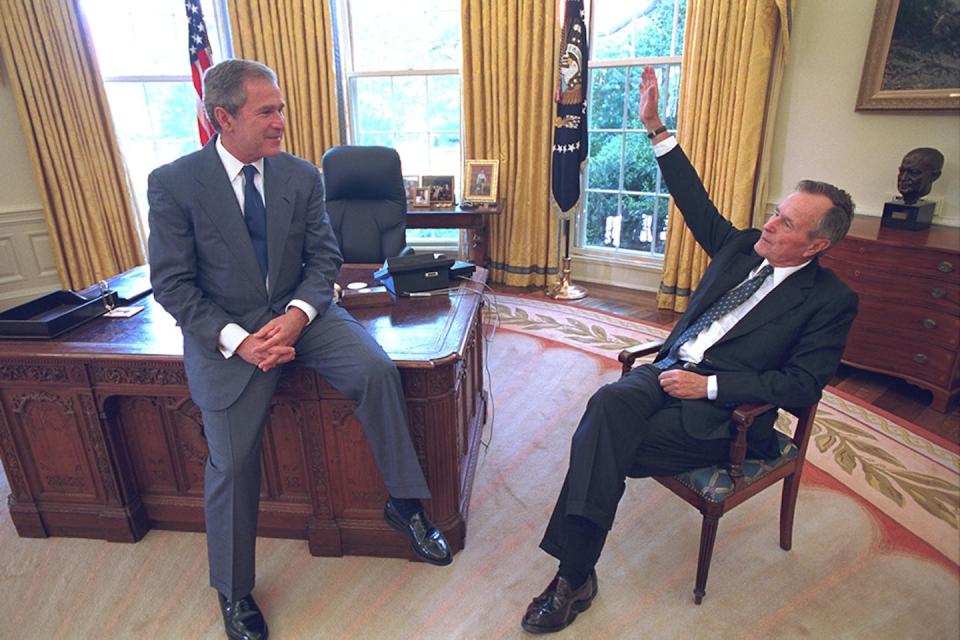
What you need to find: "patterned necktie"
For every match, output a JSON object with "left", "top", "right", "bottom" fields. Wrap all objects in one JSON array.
[
  {"left": 241, "top": 165, "right": 268, "bottom": 279},
  {"left": 654, "top": 264, "right": 774, "bottom": 370}
]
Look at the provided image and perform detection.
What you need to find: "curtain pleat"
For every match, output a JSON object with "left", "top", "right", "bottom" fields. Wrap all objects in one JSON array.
[
  {"left": 657, "top": 0, "right": 790, "bottom": 312},
  {"left": 0, "top": 0, "right": 144, "bottom": 289},
  {"left": 228, "top": 0, "right": 340, "bottom": 165},
  {"left": 461, "top": 0, "right": 559, "bottom": 286}
]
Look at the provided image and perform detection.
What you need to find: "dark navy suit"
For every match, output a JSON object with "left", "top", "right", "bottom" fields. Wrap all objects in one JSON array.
[{"left": 541, "top": 143, "right": 858, "bottom": 552}]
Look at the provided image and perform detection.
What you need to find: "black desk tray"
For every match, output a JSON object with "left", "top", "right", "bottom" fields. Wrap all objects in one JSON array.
[{"left": 0, "top": 290, "right": 117, "bottom": 339}]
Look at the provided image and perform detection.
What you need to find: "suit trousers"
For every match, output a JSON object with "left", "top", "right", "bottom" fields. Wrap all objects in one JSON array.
[
  {"left": 540, "top": 364, "right": 730, "bottom": 561},
  {"left": 202, "top": 304, "right": 429, "bottom": 599}
]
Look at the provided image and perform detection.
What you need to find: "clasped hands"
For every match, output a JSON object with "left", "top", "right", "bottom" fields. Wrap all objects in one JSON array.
[{"left": 236, "top": 308, "right": 309, "bottom": 372}]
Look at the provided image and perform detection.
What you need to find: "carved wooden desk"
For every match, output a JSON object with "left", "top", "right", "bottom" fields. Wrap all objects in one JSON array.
[{"left": 0, "top": 267, "right": 488, "bottom": 560}]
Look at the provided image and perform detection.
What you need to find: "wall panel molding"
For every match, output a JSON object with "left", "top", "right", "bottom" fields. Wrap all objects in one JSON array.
[{"left": 0, "top": 205, "right": 59, "bottom": 311}]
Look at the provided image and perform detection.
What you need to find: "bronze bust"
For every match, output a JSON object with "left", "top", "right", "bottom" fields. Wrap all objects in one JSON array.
[{"left": 897, "top": 147, "right": 944, "bottom": 204}]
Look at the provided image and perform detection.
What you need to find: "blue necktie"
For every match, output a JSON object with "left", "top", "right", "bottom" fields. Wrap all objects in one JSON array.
[
  {"left": 654, "top": 264, "right": 774, "bottom": 370},
  {"left": 241, "top": 165, "right": 268, "bottom": 279}
]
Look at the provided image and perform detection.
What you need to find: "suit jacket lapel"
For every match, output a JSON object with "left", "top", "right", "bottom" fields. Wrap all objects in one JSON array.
[
  {"left": 263, "top": 156, "right": 295, "bottom": 298},
  {"left": 673, "top": 251, "right": 762, "bottom": 337},
  {"left": 195, "top": 141, "right": 267, "bottom": 295},
  {"left": 715, "top": 259, "right": 818, "bottom": 345}
]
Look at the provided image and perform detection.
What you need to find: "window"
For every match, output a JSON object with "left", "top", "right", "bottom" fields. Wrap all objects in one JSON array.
[
  {"left": 80, "top": 0, "right": 232, "bottom": 231},
  {"left": 335, "top": 0, "right": 462, "bottom": 247},
  {"left": 579, "top": 0, "right": 686, "bottom": 260}
]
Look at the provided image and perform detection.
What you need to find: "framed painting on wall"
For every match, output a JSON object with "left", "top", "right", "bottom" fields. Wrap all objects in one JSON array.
[{"left": 856, "top": 0, "right": 960, "bottom": 111}]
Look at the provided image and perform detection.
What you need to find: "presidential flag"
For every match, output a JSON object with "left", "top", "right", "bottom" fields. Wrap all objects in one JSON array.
[
  {"left": 551, "top": 0, "right": 589, "bottom": 213},
  {"left": 186, "top": 0, "right": 215, "bottom": 145}
]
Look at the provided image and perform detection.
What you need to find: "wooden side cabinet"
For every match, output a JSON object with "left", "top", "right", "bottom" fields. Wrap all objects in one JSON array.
[{"left": 820, "top": 216, "right": 960, "bottom": 411}]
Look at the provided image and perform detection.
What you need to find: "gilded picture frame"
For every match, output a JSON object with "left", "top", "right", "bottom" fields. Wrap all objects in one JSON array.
[
  {"left": 856, "top": 0, "right": 960, "bottom": 111},
  {"left": 464, "top": 160, "right": 499, "bottom": 203}
]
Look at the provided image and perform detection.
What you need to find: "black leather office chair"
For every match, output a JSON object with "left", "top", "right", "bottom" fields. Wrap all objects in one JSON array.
[{"left": 321, "top": 145, "right": 409, "bottom": 263}]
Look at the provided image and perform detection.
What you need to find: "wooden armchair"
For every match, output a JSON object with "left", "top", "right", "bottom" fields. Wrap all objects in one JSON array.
[{"left": 619, "top": 340, "right": 819, "bottom": 604}]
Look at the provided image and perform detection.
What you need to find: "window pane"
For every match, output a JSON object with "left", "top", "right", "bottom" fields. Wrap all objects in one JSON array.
[
  {"left": 632, "top": 0, "right": 679, "bottom": 58},
  {"left": 357, "top": 132, "right": 395, "bottom": 147},
  {"left": 586, "top": 132, "right": 622, "bottom": 191},
  {"left": 654, "top": 196, "right": 670, "bottom": 254},
  {"left": 393, "top": 77, "right": 429, "bottom": 131},
  {"left": 620, "top": 194, "right": 655, "bottom": 252},
  {"left": 591, "top": 1, "right": 636, "bottom": 61},
  {"left": 429, "top": 133, "right": 461, "bottom": 178},
  {"left": 624, "top": 64, "right": 679, "bottom": 130},
  {"left": 427, "top": 75, "right": 460, "bottom": 132},
  {"left": 589, "top": 67, "right": 627, "bottom": 130},
  {"left": 675, "top": 0, "right": 688, "bottom": 56},
  {"left": 82, "top": 0, "right": 228, "bottom": 77},
  {"left": 394, "top": 132, "right": 430, "bottom": 174},
  {"left": 104, "top": 81, "right": 201, "bottom": 213},
  {"left": 583, "top": 191, "right": 620, "bottom": 247},
  {"left": 354, "top": 77, "right": 395, "bottom": 132},
  {"left": 349, "top": 0, "right": 460, "bottom": 71},
  {"left": 623, "top": 133, "right": 657, "bottom": 193}
]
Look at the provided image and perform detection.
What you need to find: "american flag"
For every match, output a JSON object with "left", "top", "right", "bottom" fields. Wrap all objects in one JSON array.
[{"left": 186, "top": 0, "right": 215, "bottom": 145}]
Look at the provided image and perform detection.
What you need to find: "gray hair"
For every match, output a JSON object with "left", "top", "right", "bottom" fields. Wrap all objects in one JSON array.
[
  {"left": 202, "top": 59, "right": 277, "bottom": 131},
  {"left": 796, "top": 180, "right": 855, "bottom": 250}
]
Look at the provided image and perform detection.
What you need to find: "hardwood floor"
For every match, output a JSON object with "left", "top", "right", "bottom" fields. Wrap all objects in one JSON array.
[{"left": 492, "top": 281, "right": 959, "bottom": 444}]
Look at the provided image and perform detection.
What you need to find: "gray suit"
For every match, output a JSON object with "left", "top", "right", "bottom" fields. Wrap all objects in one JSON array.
[{"left": 148, "top": 138, "right": 429, "bottom": 600}]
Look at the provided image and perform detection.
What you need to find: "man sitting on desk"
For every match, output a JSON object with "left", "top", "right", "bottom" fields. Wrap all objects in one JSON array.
[
  {"left": 148, "top": 59, "right": 451, "bottom": 640},
  {"left": 521, "top": 66, "right": 858, "bottom": 634}
]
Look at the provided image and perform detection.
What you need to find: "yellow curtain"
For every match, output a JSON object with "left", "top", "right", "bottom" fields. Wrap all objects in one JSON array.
[
  {"left": 0, "top": 0, "right": 144, "bottom": 290},
  {"left": 228, "top": 0, "right": 340, "bottom": 165},
  {"left": 657, "top": 0, "right": 790, "bottom": 312},
  {"left": 461, "top": 0, "right": 559, "bottom": 286}
]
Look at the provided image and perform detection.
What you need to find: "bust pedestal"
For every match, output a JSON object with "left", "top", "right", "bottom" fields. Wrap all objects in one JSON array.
[{"left": 881, "top": 198, "right": 935, "bottom": 230}]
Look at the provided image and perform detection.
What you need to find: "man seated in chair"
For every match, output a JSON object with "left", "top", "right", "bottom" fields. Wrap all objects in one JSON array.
[{"left": 521, "top": 66, "right": 858, "bottom": 634}]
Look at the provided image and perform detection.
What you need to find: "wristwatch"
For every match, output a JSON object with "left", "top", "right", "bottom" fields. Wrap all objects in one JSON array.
[{"left": 646, "top": 126, "right": 667, "bottom": 139}]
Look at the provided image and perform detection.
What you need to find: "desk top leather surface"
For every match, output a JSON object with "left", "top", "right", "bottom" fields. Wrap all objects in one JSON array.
[{"left": 0, "top": 265, "right": 488, "bottom": 367}]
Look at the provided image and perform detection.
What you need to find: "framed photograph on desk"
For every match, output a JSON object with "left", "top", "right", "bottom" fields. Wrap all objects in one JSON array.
[
  {"left": 422, "top": 175, "right": 455, "bottom": 207},
  {"left": 464, "top": 160, "right": 499, "bottom": 203},
  {"left": 402, "top": 175, "right": 420, "bottom": 202},
  {"left": 410, "top": 186, "right": 432, "bottom": 208}
]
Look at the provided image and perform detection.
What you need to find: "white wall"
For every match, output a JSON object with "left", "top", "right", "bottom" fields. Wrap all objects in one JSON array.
[
  {"left": 768, "top": 0, "right": 960, "bottom": 225},
  {"left": 0, "top": 70, "right": 59, "bottom": 310}
]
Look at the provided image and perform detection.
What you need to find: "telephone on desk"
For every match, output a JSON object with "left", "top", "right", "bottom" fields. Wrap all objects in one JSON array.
[{"left": 373, "top": 252, "right": 476, "bottom": 296}]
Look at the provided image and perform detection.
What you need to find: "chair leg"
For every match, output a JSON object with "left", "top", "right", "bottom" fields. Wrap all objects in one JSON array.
[
  {"left": 694, "top": 514, "right": 720, "bottom": 605},
  {"left": 780, "top": 472, "right": 802, "bottom": 551}
]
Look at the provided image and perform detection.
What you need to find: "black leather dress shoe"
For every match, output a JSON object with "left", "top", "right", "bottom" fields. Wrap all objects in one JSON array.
[
  {"left": 384, "top": 500, "right": 453, "bottom": 566},
  {"left": 521, "top": 570, "right": 598, "bottom": 634},
  {"left": 218, "top": 593, "right": 269, "bottom": 640}
]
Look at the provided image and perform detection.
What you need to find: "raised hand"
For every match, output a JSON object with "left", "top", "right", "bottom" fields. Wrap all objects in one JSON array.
[{"left": 638, "top": 65, "right": 664, "bottom": 132}]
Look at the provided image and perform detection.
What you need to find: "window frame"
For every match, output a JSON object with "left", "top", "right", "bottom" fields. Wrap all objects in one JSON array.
[
  {"left": 332, "top": 0, "right": 463, "bottom": 254},
  {"left": 84, "top": 0, "right": 233, "bottom": 235},
  {"left": 574, "top": 0, "right": 686, "bottom": 272}
]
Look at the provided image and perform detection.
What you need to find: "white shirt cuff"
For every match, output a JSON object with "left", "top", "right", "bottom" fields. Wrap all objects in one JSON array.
[
  {"left": 652, "top": 135, "right": 678, "bottom": 158},
  {"left": 286, "top": 299, "right": 317, "bottom": 324},
  {"left": 707, "top": 375, "right": 718, "bottom": 400},
  {"left": 219, "top": 323, "right": 249, "bottom": 359}
]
